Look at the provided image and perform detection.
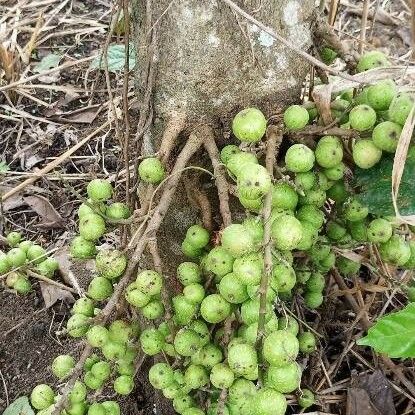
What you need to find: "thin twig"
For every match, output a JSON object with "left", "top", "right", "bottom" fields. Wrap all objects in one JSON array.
[
  {"left": 203, "top": 127, "right": 232, "bottom": 227},
  {"left": 0, "top": 56, "right": 95, "bottom": 92},
  {"left": 359, "top": 0, "right": 370, "bottom": 55},
  {"left": 26, "top": 269, "right": 77, "bottom": 294},
  {"left": 0, "top": 368, "right": 9, "bottom": 407},
  {"left": 220, "top": 0, "right": 358, "bottom": 82}
]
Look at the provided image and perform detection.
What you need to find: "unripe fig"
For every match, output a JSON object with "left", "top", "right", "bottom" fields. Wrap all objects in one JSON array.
[
  {"left": 367, "top": 80, "right": 396, "bottom": 110},
  {"left": 228, "top": 343, "right": 257, "bottom": 376},
  {"left": 140, "top": 328, "right": 165, "bottom": 356},
  {"left": 372, "top": 121, "right": 402, "bottom": 153},
  {"left": 379, "top": 235, "right": 411, "bottom": 266},
  {"left": 278, "top": 315, "right": 299, "bottom": 335},
  {"left": 298, "top": 331, "right": 317, "bottom": 353},
  {"left": 232, "top": 107, "right": 267, "bottom": 143},
  {"left": 6, "top": 231, "right": 22, "bottom": 247},
  {"left": 343, "top": 198, "right": 369, "bottom": 222},
  {"left": 242, "top": 216, "right": 264, "bottom": 248},
  {"left": 106, "top": 202, "right": 131, "bottom": 220},
  {"left": 265, "top": 361, "right": 301, "bottom": 393},
  {"left": 356, "top": 139, "right": 381, "bottom": 168},
  {"left": 30, "top": 384, "right": 55, "bottom": 410},
  {"left": 220, "top": 144, "right": 241, "bottom": 164},
  {"left": 35, "top": 257, "right": 59, "bottom": 278},
  {"left": 326, "top": 221, "right": 347, "bottom": 241},
  {"left": 87, "top": 276, "right": 113, "bottom": 301},
  {"left": 295, "top": 171, "right": 316, "bottom": 191},
  {"left": 70, "top": 236, "right": 97, "bottom": 259},
  {"left": 298, "top": 188, "right": 326, "bottom": 208},
  {"left": 69, "top": 381, "right": 87, "bottom": 404},
  {"left": 13, "top": 275, "right": 32, "bottom": 295},
  {"left": 323, "top": 162, "right": 345, "bottom": 181},
  {"left": 174, "top": 328, "right": 202, "bottom": 357},
  {"left": 91, "top": 360, "right": 111, "bottom": 381},
  {"left": 219, "top": 272, "right": 249, "bottom": 303},
  {"left": 263, "top": 330, "right": 299, "bottom": 367},
  {"left": 183, "top": 283, "right": 205, "bottom": 304},
  {"left": 173, "top": 294, "right": 198, "bottom": 325},
  {"left": 210, "top": 363, "right": 234, "bottom": 389},
  {"left": 349, "top": 105, "right": 377, "bottom": 131},
  {"left": 173, "top": 395, "right": 195, "bottom": 414},
  {"left": 67, "top": 314, "right": 90, "bottom": 337},
  {"left": 320, "top": 46, "right": 337, "bottom": 64},
  {"left": 388, "top": 92, "right": 415, "bottom": 126},
  {"left": 184, "top": 364, "right": 209, "bottom": 389},
  {"left": 177, "top": 262, "right": 202, "bottom": 285},
  {"left": 315, "top": 136, "right": 343, "bottom": 168},
  {"left": 138, "top": 157, "right": 166, "bottom": 185},
  {"left": 113, "top": 375, "right": 134, "bottom": 395},
  {"left": 356, "top": 50, "right": 390, "bottom": 72},
  {"left": 7, "top": 247, "right": 27, "bottom": 267},
  {"left": 86, "top": 325, "right": 109, "bottom": 347},
  {"left": 101, "top": 401, "right": 120, "bottom": 415},
  {"left": 95, "top": 249, "right": 127, "bottom": 279},
  {"left": 326, "top": 180, "right": 348, "bottom": 204},
  {"left": 336, "top": 256, "right": 361, "bottom": 276},
  {"left": 136, "top": 269, "right": 163, "bottom": 296},
  {"left": 221, "top": 224, "right": 255, "bottom": 257},
  {"left": 149, "top": 362, "right": 175, "bottom": 389},
  {"left": 141, "top": 299, "right": 165, "bottom": 319},
  {"left": 78, "top": 199, "right": 106, "bottom": 218},
  {"left": 51, "top": 354, "right": 75, "bottom": 379},
  {"left": 79, "top": 213, "right": 106, "bottom": 241},
  {"left": 72, "top": 297, "right": 95, "bottom": 317},
  {"left": 206, "top": 246, "right": 234, "bottom": 277},
  {"left": 298, "top": 389, "right": 316, "bottom": 409},
  {"left": 87, "top": 179, "right": 113, "bottom": 202},
  {"left": 200, "top": 294, "right": 231, "bottom": 323},
  {"left": 304, "top": 291, "right": 324, "bottom": 309},
  {"left": 283, "top": 105, "right": 309, "bottom": 131},
  {"left": 367, "top": 218, "right": 392, "bottom": 243},
  {"left": 271, "top": 262, "right": 296, "bottom": 293},
  {"left": 285, "top": 144, "right": 315, "bottom": 173},
  {"left": 186, "top": 224, "right": 210, "bottom": 249},
  {"left": 237, "top": 164, "right": 271, "bottom": 201},
  {"left": 252, "top": 388, "right": 287, "bottom": 415},
  {"left": 0, "top": 252, "right": 11, "bottom": 275},
  {"left": 181, "top": 239, "right": 203, "bottom": 258},
  {"left": 296, "top": 204, "right": 325, "bottom": 230},
  {"left": 271, "top": 214, "right": 303, "bottom": 251},
  {"left": 272, "top": 182, "right": 298, "bottom": 210},
  {"left": 125, "top": 282, "right": 151, "bottom": 308},
  {"left": 226, "top": 152, "right": 258, "bottom": 177}
]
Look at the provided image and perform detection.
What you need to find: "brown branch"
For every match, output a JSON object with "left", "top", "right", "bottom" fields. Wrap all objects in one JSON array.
[
  {"left": 220, "top": 0, "right": 358, "bottom": 82},
  {"left": 51, "top": 128, "right": 205, "bottom": 415},
  {"left": 256, "top": 125, "right": 283, "bottom": 351},
  {"left": 148, "top": 239, "right": 176, "bottom": 338},
  {"left": 288, "top": 126, "right": 359, "bottom": 139},
  {"left": 203, "top": 127, "right": 232, "bottom": 227},
  {"left": 26, "top": 269, "right": 77, "bottom": 294}
]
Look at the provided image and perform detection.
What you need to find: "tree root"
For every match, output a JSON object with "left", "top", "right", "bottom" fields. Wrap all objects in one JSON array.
[
  {"left": 51, "top": 126, "right": 205, "bottom": 415},
  {"left": 203, "top": 127, "right": 232, "bottom": 227}
]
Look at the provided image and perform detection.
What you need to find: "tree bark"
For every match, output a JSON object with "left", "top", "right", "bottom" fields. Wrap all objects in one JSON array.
[{"left": 133, "top": 0, "right": 316, "bottom": 127}]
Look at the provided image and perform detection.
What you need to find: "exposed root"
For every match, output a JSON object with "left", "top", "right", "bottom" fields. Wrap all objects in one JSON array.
[
  {"left": 159, "top": 111, "right": 187, "bottom": 164},
  {"left": 51, "top": 127, "right": 205, "bottom": 415},
  {"left": 184, "top": 174, "right": 213, "bottom": 231},
  {"left": 203, "top": 127, "right": 232, "bottom": 227}
]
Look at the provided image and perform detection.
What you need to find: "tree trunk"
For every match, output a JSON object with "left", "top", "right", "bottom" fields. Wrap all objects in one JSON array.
[
  {"left": 130, "top": 1, "right": 316, "bottom": 413},
  {"left": 133, "top": 0, "right": 316, "bottom": 127}
]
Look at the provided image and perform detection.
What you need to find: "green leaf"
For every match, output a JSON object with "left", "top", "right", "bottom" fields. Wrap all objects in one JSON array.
[
  {"left": 90, "top": 44, "right": 136, "bottom": 73},
  {"left": 3, "top": 396, "right": 35, "bottom": 415},
  {"left": 354, "top": 152, "right": 415, "bottom": 217},
  {"left": 357, "top": 302, "right": 415, "bottom": 358},
  {"left": 33, "top": 53, "right": 62, "bottom": 73},
  {"left": 0, "top": 160, "right": 10, "bottom": 173}
]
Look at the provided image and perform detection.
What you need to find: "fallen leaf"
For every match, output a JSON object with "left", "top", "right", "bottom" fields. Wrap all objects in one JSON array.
[
  {"left": 23, "top": 195, "right": 65, "bottom": 228},
  {"left": 3, "top": 396, "right": 35, "bottom": 415},
  {"left": 33, "top": 54, "right": 62, "bottom": 73},
  {"left": 346, "top": 388, "right": 381, "bottom": 415},
  {"left": 40, "top": 281, "right": 75, "bottom": 308},
  {"left": 347, "top": 370, "right": 395, "bottom": 415},
  {"left": 0, "top": 186, "right": 25, "bottom": 212},
  {"left": 54, "top": 105, "right": 101, "bottom": 124},
  {"left": 90, "top": 43, "right": 136, "bottom": 73}
]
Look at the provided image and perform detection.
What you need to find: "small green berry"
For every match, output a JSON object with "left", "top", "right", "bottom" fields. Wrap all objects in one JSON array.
[
  {"left": 353, "top": 139, "right": 382, "bottom": 169},
  {"left": 87, "top": 179, "right": 113, "bottom": 202},
  {"left": 285, "top": 144, "right": 315, "bottom": 173},
  {"left": 349, "top": 105, "right": 377, "bottom": 131},
  {"left": 6, "top": 231, "right": 22, "bottom": 247},
  {"left": 232, "top": 107, "right": 267, "bottom": 143},
  {"left": 283, "top": 105, "right": 309, "bottom": 131},
  {"left": 357, "top": 50, "right": 390, "bottom": 72},
  {"left": 138, "top": 157, "right": 166, "bottom": 184},
  {"left": 51, "top": 354, "right": 75, "bottom": 379}
]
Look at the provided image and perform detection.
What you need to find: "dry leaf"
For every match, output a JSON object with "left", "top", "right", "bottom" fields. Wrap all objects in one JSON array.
[
  {"left": 53, "top": 105, "right": 101, "bottom": 124},
  {"left": 346, "top": 388, "right": 381, "bottom": 415},
  {"left": 39, "top": 281, "right": 75, "bottom": 308},
  {"left": 391, "top": 106, "right": 415, "bottom": 224},
  {"left": 23, "top": 195, "right": 65, "bottom": 228},
  {"left": 1, "top": 187, "right": 25, "bottom": 212}
]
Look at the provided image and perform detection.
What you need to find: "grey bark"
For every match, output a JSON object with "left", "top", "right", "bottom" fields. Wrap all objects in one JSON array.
[{"left": 133, "top": 0, "right": 316, "bottom": 126}]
